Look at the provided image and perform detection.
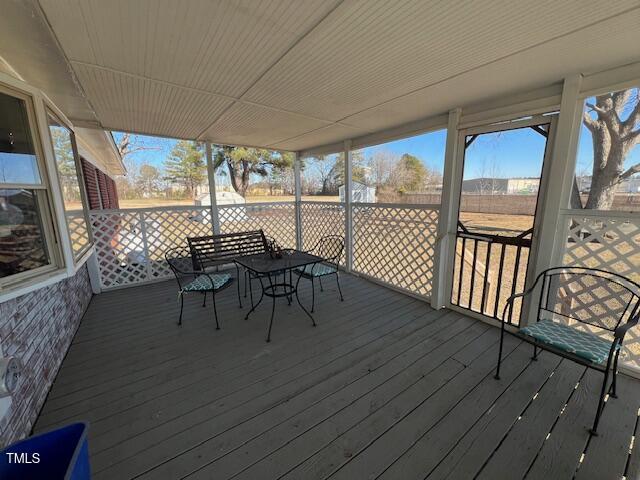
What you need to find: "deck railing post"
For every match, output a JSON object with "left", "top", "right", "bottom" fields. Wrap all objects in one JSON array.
[
  {"left": 138, "top": 210, "right": 153, "bottom": 282},
  {"left": 205, "top": 142, "right": 221, "bottom": 235},
  {"left": 344, "top": 140, "right": 353, "bottom": 272},
  {"left": 431, "top": 108, "right": 462, "bottom": 310},
  {"left": 294, "top": 152, "right": 303, "bottom": 250}
]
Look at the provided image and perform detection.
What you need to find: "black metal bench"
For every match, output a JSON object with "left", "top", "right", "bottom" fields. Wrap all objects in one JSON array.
[{"left": 187, "top": 230, "right": 270, "bottom": 307}]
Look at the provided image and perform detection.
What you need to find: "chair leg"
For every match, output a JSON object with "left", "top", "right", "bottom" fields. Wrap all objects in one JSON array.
[
  {"left": 494, "top": 322, "right": 506, "bottom": 380},
  {"left": 335, "top": 272, "right": 344, "bottom": 301},
  {"left": 236, "top": 266, "right": 243, "bottom": 309},
  {"left": 211, "top": 290, "right": 220, "bottom": 330},
  {"left": 202, "top": 291, "right": 207, "bottom": 307},
  {"left": 532, "top": 344, "right": 538, "bottom": 361},
  {"left": 590, "top": 344, "right": 618, "bottom": 436},
  {"left": 178, "top": 293, "right": 184, "bottom": 326},
  {"left": 311, "top": 277, "right": 315, "bottom": 313},
  {"left": 590, "top": 367, "right": 611, "bottom": 436},
  {"left": 319, "top": 276, "right": 324, "bottom": 292},
  {"left": 244, "top": 270, "right": 248, "bottom": 298},
  {"left": 611, "top": 349, "right": 621, "bottom": 399}
]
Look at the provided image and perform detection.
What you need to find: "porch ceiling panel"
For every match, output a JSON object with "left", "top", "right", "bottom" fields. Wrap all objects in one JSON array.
[
  {"left": 342, "top": 7, "right": 640, "bottom": 133},
  {"left": 242, "top": 0, "right": 639, "bottom": 121},
  {"left": 10, "top": 0, "right": 639, "bottom": 152},
  {"left": 269, "top": 123, "right": 369, "bottom": 152},
  {"left": 202, "top": 102, "right": 333, "bottom": 149},
  {"left": 72, "top": 63, "right": 234, "bottom": 140},
  {"left": 38, "top": 0, "right": 342, "bottom": 98}
]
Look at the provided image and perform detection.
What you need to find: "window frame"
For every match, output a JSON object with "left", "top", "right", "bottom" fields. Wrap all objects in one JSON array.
[
  {"left": 46, "top": 108, "right": 93, "bottom": 262},
  {"left": 0, "top": 82, "right": 64, "bottom": 291}
]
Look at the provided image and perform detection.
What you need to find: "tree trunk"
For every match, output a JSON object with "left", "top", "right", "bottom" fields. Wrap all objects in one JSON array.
[{"left": 585, "top": 139, "right": 624, "bottom": 210}]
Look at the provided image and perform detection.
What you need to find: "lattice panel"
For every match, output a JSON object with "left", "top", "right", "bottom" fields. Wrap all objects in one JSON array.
[
  {"left": 562, "top": 212, "right": 640, "bottom": 369},
  {"left": 219, "top": 203, "right": 296, "bottom": 248},
  {"left": 90, "top": 207, "right": 213, "bottom": 289},
  {"left": 66, "top": 210, "right": 90, "bottom": 258},
  {"left": 352, "top": 204, "right": 440, "bottom": 297},
  {"left": 143, "top": 208, "right": 212, "bottom": 279},
  {"left": 300, "top": 202, "right": 346, "bottom": 265},
  {"left": 90, "top": 210, "right": 148, "bottom": 288}
]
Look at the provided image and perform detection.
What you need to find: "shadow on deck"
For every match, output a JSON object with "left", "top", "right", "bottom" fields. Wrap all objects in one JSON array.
[{"left": 35, "top": 273, "right": 640, "bottom": 479}]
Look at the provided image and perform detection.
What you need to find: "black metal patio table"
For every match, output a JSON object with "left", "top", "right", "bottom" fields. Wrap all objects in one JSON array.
[{"left": 235, "top": 249, "right": 323, "bottom": 342}]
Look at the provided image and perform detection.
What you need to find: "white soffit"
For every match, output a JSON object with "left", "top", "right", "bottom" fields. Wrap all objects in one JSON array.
[
  {"left": 26, "top": 0, "right": 640, "bottom": 152},
  {"left": 75, "top": 128, "right": 125, "bottom": 176}
]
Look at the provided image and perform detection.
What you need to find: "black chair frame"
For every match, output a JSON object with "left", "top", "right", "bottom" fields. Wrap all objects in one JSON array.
[
  {"left": 165, "top": 246, "right": 234, "bottom": 329},
  {"left": 495, "top": 266, "right": 640, "bottom": 435},
  {"left": 296, "top": 235, "right": 345, "bottom": 312}
]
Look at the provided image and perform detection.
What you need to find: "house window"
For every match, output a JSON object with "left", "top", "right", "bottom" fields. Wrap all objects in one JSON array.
[
  {"left": 0, "top": 88, "right": 59, "bottom": 284},
  {"left": 48, "top": 113, "right": 91, "bottom": 259}
]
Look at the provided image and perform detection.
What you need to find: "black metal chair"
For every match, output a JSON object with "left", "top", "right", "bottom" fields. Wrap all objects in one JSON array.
[
  {"left": 165, "top": 246, "right": 234, "bottom": 329},
  {"left": 495, "top": 266, "right": 640, "bottom": 435},
  {"left": 294, "top": 235, "right": 345, "bottom": 312}
]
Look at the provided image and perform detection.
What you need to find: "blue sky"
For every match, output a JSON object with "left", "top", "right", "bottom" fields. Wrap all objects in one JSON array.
[{"left": 113, "top": 98, "right": 640, "bottom": 182}]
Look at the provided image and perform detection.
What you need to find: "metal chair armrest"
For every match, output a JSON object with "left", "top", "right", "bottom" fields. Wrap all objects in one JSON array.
[
  {"left": 615, "top": 314, "right": 640, "bottom": 340},
  {"left": 499, "top": 272, "right": 547, "bottom": 324}
]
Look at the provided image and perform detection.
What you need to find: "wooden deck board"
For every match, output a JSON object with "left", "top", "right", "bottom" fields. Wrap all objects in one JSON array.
[{"left": 34, "top": 274, "right": 640, "bottom": 480}]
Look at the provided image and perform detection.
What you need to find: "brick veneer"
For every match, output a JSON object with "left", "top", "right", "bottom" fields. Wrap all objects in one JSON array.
[{"left": 0, "top": 265, "right": 93, "bottom": 447}]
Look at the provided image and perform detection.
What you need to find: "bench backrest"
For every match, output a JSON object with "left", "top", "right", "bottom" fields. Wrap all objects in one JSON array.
[{"left": 188, "top": 230, "right": 268, "bottom": 270}]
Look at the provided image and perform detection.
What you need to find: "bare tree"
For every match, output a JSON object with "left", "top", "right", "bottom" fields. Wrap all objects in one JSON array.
[{"left": 579, "top": 88, "right": 640, "bottom": 209}]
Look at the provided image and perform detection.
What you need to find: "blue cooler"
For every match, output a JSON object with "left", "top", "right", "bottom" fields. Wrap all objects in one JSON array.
[{"left": 0, "top": 422, "right": 90, "bottom": 480}]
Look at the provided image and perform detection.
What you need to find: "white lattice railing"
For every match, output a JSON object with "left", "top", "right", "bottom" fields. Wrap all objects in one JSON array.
[
  {"left": 218, "top": 202, "right": 297, "bottom": 248},
  {"left": 66, "top": 210, "right": 90, "bottom": 258},
  {"left": 89, "top": 206, "right": 213, "bottom": 289},
  {"left": 352, "top": 203, "right": 440, "bottom": 298},
  {"left": 88, "top": 201, "right": 441, "bottom": 298},
  {"left": 89, "top": 203, "right": 297, "bottom": 289},
  {"left": 560, "top": 209, "right": 640, "bottom": 370},
  {"left": 300, "top": 201, "right": 346, "bottom": 265}
]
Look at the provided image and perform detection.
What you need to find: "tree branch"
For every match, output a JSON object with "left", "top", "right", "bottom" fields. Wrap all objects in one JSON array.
[
  {"left": 593, "top": 95, "right": 623, "bottom": 134},
  {"left": 617, "top": 162, "right": 640, "bottom": 183},
  {"left": 582, "top": 110, "right": 597, "bottom": 133},
  {"left": 622, "top": 99, "right": 640, "bottom": 136}
]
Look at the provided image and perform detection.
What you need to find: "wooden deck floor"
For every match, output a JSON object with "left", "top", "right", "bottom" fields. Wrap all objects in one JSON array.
[{"left": 35, "top": 273, "right": 640, "bottom": 480}]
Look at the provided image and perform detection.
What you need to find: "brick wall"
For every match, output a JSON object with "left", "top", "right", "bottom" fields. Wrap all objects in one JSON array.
[{"left": 0, "top": 265, "right": 93, "bottom": 447}]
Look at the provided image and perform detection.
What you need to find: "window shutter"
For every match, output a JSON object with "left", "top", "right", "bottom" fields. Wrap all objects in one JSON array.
[{"left": 80, "top": 158, "right": 101, "bottom": 209}]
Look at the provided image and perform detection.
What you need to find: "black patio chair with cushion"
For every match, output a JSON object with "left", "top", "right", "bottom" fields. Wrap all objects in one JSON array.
[
  {"left": 495, "top": 266, "right": 640, "bottom": 435},
  {"left": 294, "top": 235, "right": 345, "bottom": 312},
  {"left": 165, "top": 246, "right": 234, "bottom": 329}
]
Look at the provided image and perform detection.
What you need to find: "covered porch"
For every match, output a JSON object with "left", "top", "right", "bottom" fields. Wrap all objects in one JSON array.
[
  {"left": 34, "top": 274, "right": 640, "bottom": 479},
  {"left": 0, "top": 1, "right": 639, "bottom": 478}
]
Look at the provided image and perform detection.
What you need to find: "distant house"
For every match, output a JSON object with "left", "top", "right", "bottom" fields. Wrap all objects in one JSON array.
[
  {"left": 339, "top": 182, "right": 376, "bottom": 202},
  {"left": 576, "top": 175, "right": 640, "bottom": 193},
  {"left": 461, "top": 177, "right": 539, "bottom": 194}
]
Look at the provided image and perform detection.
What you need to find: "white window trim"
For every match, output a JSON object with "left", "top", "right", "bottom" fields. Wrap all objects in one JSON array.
[
  {"left": 0, "top": 72, "right": 88, "bottom": 302},
  {"left": 45, "top": 106, "right": 94, "bottom": 263}
]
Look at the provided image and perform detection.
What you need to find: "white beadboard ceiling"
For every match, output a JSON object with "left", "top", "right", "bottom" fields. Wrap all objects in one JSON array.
[{"left": 4, "top": 0, "right": 640, "bottom": 152}]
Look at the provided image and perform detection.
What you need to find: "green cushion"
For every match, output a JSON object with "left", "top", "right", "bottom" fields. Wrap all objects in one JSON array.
[
  {"left": 519, "top": 319, "right": 619, "bottom": 365},
  {"left": 296, "top": 263, "right": 337, "bottom": 277},
  {"left": 183, "top": 273, "right": 231, "bottom": 292}
]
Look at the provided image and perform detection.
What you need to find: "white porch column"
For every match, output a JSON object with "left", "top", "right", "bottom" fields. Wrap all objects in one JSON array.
[
  {"left": 533, "top": 74, "right": 583, "bottom": 270},
  {"left": 205, "top": 142, "right": 221, "bottom": 235},
  {"left": 344, "top": 140, "right": 353, "bottom": 272},
  {"left": 524, "top": 75, "right": 583, "bottom": 325},
  {"left": 294, "top": 152, "right": 303, "bottom": 250},
  {"left": 431, "top": 108, "right": 462, "bottom": 310}
]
